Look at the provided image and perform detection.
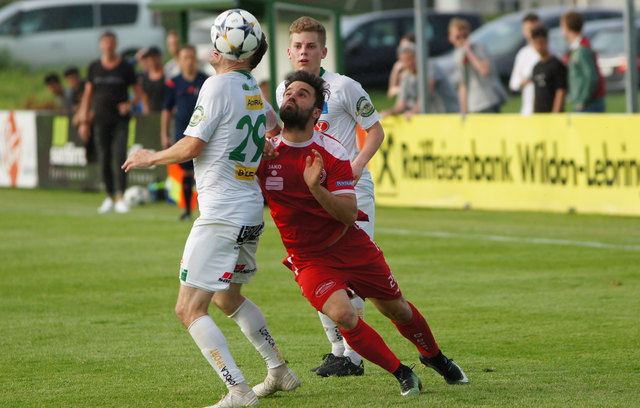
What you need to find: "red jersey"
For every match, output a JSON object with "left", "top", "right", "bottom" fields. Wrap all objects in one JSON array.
[{"left": 258, "top": 131, "right": 359, "bottom": 253}]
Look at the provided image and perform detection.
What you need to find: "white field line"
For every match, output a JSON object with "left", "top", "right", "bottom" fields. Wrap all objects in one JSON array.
[{"left": 377, "top": 227, "right": 640, "bottom": 252}]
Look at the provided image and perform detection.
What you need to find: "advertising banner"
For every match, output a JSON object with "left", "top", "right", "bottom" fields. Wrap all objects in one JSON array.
[
  {"left": 370, "top": 114, "right": 640, "bottom": 216},
  {"left": 37, "top": 113, "right": 166, "bottom": 190},
  {"left": 0, "top": 110, "right": 38, "bottom": 188}
]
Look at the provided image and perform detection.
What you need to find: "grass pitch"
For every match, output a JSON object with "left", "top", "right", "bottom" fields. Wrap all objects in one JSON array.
[{"left": 1, "top": 188, "right": 638, "bottom": 408}]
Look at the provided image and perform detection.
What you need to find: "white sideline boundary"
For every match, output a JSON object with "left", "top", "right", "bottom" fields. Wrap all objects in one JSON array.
[{"left": 377, "top": 228, "right": 640, "bottom": 252}]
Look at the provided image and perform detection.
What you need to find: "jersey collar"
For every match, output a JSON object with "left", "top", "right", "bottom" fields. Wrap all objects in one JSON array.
[
  {"left": 280, "top": 131, "right": 317, "bottom": 148},
  {"left": 319, "top": 67, "right": 326, "bottom": 77},
  {"left": 234, "top": 70, "right": 253, "bottom": 79}
]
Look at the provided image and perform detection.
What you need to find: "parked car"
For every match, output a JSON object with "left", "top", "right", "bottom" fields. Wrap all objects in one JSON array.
[
  {"left": 434, "top": 7, "right": 622, "bottom": 86},
  {"left": 341, "top": 9, "right": 483, "bottom": 88},
  {"left": 0, "top": 0, "right": 165, "bottom": 67},
  {"left": 550, "top": 18, "right": 640, "bottom": 92}
]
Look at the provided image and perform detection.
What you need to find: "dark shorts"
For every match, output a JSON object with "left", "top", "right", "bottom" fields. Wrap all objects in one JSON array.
[{"left": 282, "top": 226, "right": 402, "bottom": 312}]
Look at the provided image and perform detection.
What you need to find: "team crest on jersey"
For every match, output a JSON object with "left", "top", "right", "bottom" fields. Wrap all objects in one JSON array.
[
  {"left": 315, "top": 120, "right": 329, "bottom": 132},
  {"left": 188, "top": 106, "right": 205, "bottom": 127},
  {"left": 235, "top": 165, "right": 258, "bottom": 180},
  {"left": 245, "top": 95, "right": 264, "bottom": 110},
  {"left": 319, "top": 168, "right": 327, "bottom": 185},
  {"left": 356, "top": 96, "right": 375, "bottom": 117}
]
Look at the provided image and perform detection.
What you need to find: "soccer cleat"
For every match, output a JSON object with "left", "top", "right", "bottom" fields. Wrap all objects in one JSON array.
[
  {"left": 252, "top": 366, "right": 301, "bottom": 398},
  {"left": 309, "top": 353, "right": 337, "bottom": 374},
  {"left": 98, "top": 197, "right": 114, "bottom": 214},
  {"left": 394, "top": 364, "right": 423, "bottom": 396},
  {"left": 179, "top": 211, "right": 192, "bottom": 221},
  {"left": 205, "top": 387, "right": 259, "bottom": 408},
  {"left": 420, "top": 352, "right": 470, "bottom": 384},
  {"left": 312, "top": 355, "right": 364, "bottom": 377},
  {"left": 114, "top": 199, "right": 130, "bottom": 213}
]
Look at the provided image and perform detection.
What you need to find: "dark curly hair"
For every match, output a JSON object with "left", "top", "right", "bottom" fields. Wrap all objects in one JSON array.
[{"left": 283, "top": 70, "right": 330, "bottom": 111}]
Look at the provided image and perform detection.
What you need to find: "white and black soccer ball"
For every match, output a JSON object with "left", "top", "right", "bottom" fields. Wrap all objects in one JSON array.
[
  {"left": 123, "top": 185, "right": 150, "bottom": 207},
  {"left": 210, "top": 9, "right": 262, "bottom": 61}
]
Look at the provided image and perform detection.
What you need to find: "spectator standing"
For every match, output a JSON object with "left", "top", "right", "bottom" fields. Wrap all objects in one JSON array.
[
  {"left": 531, "top": 26, "right": 567, "bottom": 113},
  {"left": 164, "top": 30, "right": 181, "bottom": 78},
  {"left": 387, "top": 33, "right": 416, "bottom": 99},
  {"left": 64, "top": 66, "right": 97, "bottom": 163},
  {"left": 561, "top": 11, "right": 606, "bottom": 113},
  {"left": 161, "top": 45, "right": 208, "bottom": 220},
  {"left": 382, "top": 43, "right": 458, "bottom": 118},
  {"left": 78, "top": 30, "right": 143, "bottom": 214},
  {"left": 449, "top": 18, "right": 507, "bottom": 114},
  {"left": 140, "top": 46, "right": 165, "bottom": 113},
  {"left": 44, "top": 73, "right": 72, "bottom": 113},
  {"left": 509, "top": 13, "right": 541, "bottom": 116},
  {"left": 63, "top": 66, "right": 86, "bottom": 113}
]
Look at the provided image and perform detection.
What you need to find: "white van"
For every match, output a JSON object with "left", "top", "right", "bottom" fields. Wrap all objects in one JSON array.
[{"left": 0, "top": 0, "right": 165, "bottom": 67}]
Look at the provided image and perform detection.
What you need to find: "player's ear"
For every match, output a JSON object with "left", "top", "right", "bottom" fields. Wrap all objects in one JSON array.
[
  {"left": 321, "top": 47, "right": 328, "bottom": 59},
  {"left": 287, "top": 47, "right": 293, "bottom": 61}
]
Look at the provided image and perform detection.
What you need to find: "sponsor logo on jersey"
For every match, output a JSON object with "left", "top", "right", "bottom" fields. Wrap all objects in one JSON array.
[
  {"left": 188, "top": 106, "right": 205, "bottom": 127},
  {"left": 315, "top": 280, "right": 337, "bottom": 297},
  {"left": 268, "top": 163, "right": 282, "bottom": 170},
  {"left": 245, "top": 94, "right": 264, "bottom": 110},
  {"left": 335, "top": 180, "right": 354, "bottom": 187},
  {"left": 235, "top": 165, "right": 258, "bottom": 180},
  {"left": 209, "top": 348, "right": 238, "bottom": 386},
  {"left": 180, "top": 266, "right": 188, "bottom": 281},
  {"left": 265, "top": 176, "right": 283, "bottom": 190},
  {"left": 218, "top": 272, "right": 233, "bottom": 283},
  {"left": 356, "top": 96, "right": 375, "bottom": 118},
  {"left": 315, "top": 120, "right": 329, "bottom": 132}
]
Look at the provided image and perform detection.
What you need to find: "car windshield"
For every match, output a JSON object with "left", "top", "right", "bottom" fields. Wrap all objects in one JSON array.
[
  {"left": 470, "top": 18, "right": 522, "bottom": 56},
  {"left": 591, "top": 29, "right": 624, "bottom": 54}
]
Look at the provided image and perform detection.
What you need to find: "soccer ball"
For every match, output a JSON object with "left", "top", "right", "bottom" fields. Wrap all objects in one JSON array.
[
  {"left": 210, "top": 9, "right": 262, "bottom": 61},
  {"left": 123, "top": 185, "right": 150, "bottom": 207}
]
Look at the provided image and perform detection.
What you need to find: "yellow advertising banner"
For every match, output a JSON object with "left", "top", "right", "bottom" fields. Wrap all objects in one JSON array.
[{"left": 369, "top": 114, "right": 640, "bottom": 216}]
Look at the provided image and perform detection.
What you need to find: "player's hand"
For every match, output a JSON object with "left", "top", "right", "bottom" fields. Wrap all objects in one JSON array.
[
  {"left": 122, "top": 150, "right": 154, "bottom": 173},
  {"left": 304, "top": 149, "right": 324, "bottom": 189},
  {"left": 351, "top": 162, "right": 364, "bottom": 186},
  {"left": 78, "top": 123, "right": 90, "bottom": 143},
  {"left": 262, "top": 139, "right": 279, "bottom": 161}
]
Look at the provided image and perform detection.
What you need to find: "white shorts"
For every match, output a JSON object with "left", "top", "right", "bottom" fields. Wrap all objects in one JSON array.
[
  {"left": 179, "top": 219, "right": 263, "bottom": 292},
  {"left": 355, "top": 173, "right": 375, "bottom": 239}
]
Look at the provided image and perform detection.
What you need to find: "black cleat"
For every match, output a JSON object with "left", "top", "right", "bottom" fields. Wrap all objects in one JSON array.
[
  {"left": 311, "top": 354, "right": 364, "bottom": 377},
  {"left": 393, "top": 364, "right": 423, "bottom": 396},
  {"left": 310, "top": 353, "right": 337, "bottom": 374},
  {"left": 420, "top": 352, "right": 470, "bottom": 384},
  {"left": 179, "top": 211, "right": 192, "bottom": 221}
]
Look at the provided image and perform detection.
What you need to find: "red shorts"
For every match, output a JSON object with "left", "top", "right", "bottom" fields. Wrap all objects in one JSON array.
[{"left": 282, "top": 226, "right": 402, "bottom": 311}]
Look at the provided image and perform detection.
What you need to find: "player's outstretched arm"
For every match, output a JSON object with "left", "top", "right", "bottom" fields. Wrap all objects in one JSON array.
[
  {"left": 304, "top": 149, "right": 357, "bottom": 225},
  {"left": 122, "top": 136, "right": 205, "bottom": 173}
]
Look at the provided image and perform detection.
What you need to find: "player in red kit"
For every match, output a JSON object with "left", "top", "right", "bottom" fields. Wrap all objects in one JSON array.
[{"left": 257, "top": 70, "right": 470, "bottom": 397}]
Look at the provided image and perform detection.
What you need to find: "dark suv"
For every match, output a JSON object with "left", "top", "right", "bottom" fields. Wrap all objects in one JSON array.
[{"left": 341, "top": 9, "right": 483, "bottom": 89}]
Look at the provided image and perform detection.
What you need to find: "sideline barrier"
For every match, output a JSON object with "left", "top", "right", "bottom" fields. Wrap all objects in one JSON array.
[
  {"left": 370, "top": 114, "right": 640, "bottom": 216},
  {"left": 0, "top": 110, "right": 166, "bottom": 190}
]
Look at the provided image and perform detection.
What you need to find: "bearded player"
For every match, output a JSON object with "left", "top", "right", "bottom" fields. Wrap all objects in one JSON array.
[
  {"left": 258, "top": 69, "right": 469, "bottom": 397},
  {"left": 275, "top": 16, "right": 384, "bottom": 377}
]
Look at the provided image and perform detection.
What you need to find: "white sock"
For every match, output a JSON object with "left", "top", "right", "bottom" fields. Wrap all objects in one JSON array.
[
  {"left": 343, "top": 296, "right": 364, "bottom": 366},
  {"left": 229, "top": 298, "right": 285, "bottom": 369},
  {"left": 317, "top": 311, "right": 345, "bottom": 356},
  {"left": 188, "top": 315, "right": 245, "bottom": 389}
]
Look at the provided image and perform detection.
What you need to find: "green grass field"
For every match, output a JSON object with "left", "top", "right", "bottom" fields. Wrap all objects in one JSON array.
[{"left": 1, "top": 188, "right": 638, "bottom": 407}]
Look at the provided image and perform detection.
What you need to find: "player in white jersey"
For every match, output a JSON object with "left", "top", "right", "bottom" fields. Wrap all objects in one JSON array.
[
  {"left": 122, "top": 16, "right": 299, "bottom": 408},
  {"left": 275, "top": 16, "right": 385, "bottom": 378}
]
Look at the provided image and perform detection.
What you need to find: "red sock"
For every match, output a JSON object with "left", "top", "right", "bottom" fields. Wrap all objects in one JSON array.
[
  {"left": 339, "top": 318, "right": 401, "bottom": 373},
  {"left": 392, "top": 302, "right": 440, "bottom": 358}
]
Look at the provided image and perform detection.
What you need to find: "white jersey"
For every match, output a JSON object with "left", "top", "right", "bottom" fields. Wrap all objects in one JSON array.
[
  {"left": 184, "top": 70, "right": 273, "bottom": 226},
  {"left": 509, "top": 45, "right": 540, "bottom": 116},
  {"left": 276, "top": 68, "right": 380, "bottom": 237}
]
